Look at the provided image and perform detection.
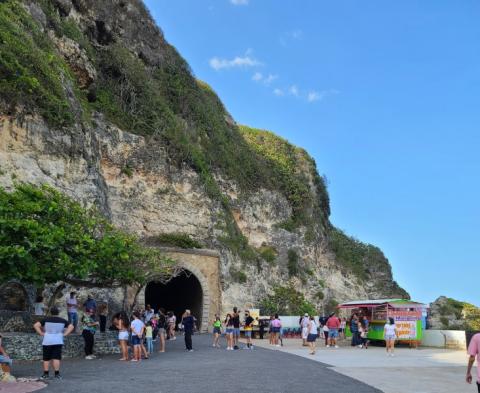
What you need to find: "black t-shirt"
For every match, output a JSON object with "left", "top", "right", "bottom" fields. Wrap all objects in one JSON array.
[
  {"left": 182, "top": 315, "right": 195, "bottom": 333},
  {"left": 158, "top": 314, "right": 166, "bottom": 328},
  {"left": 244, "top": 316, "right": 254, "bottom": 328},
  {"left": 232, "top": 314, "right": 240, "bottom": 328}
]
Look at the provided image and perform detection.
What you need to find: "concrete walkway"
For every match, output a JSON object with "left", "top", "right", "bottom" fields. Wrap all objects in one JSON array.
[
  {"left": 7, "top": 334, "right": 380, "bottom": 393},
  {"left": 255, "top": 338, "right": 474, "bottom": 393}
]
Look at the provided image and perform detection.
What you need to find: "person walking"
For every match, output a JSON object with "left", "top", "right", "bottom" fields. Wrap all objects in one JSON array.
[
  {"left": 301, "top": 313, "right": 309, "bottom": 346},
  {"left": 326, "top": 312, "right": 341, "bottom": 348},
  {"left": 81, "top": 309, "right": 99, "bottom": 360},
  {"left": 66, "top": 291, "right": 78, "bottom": 332},
  {"left": 244, "top": 310, "right": 254, "bottom": 350},
  {"left": 384, "top": 317, "right": 398, "bottom": 356},
  {"left": 33, "top": 306, "right": 74, "bottom": 380},
  {"left": 182, "top": 309, "right": 195, "bottom": 352},
  {"left": 232, "top": 307, "right": 241, "bottom": 350},
  {"left": 466, "top": 332, "right": 480, "bottom": 392},
  {"left": 225, "top": 313, "right": 234, "bottom": 350},
  {"left": 212, "top": 314, "right": 222, "bottom": 348},
  {"left": 307, "top": 316, "right": 318, "bottom": 355},
  {"left": 271, "top": 314, "right": 282, "bottom": 347},
  {"left": 112, "top": 312, "right": 129, "bottom": 361},
  {"left": 145, "top": 321, "right": 154, "bottom": 354},
  {"left": 167, "top": 311, "right": 176, "bottom": 340},
  {"left": 157, "top": 308, "right": 167, "bottom": 353},
  {"left": 268, "top": 315, "right": 274, "bottom": 345},
  {"left": 130, "top": 311, "right": 145, "bottom": 362}
]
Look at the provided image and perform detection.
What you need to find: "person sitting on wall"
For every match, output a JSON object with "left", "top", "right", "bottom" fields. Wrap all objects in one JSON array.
[{"left": 0, "top": 334, "right": 13, "bottom": 378}]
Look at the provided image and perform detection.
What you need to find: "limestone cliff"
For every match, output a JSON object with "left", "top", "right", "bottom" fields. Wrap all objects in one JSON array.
[{"left": 0, "top": 0, "right": 408, "bottom": 311}]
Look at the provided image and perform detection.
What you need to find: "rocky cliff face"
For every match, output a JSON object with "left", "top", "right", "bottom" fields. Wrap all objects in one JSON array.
[{"left": 0, "top": 0, "right": 408, "bottom": 311}]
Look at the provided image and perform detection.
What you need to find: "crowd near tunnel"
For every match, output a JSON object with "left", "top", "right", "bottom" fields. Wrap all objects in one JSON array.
[{"left": 145, "top": 270, "right": 203, "bottom": 329}]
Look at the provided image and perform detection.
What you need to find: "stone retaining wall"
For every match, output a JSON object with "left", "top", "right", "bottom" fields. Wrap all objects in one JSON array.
[{"left": 2, "top": 332, "right": 120, "bottom": 360}]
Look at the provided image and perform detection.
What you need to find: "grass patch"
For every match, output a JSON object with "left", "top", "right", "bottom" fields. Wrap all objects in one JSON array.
[
  {"left": 258, "top": 245, "right": 277, "bottom": 264},
  {"left": 155, "top": 233, "right": 203, "bottom": 249}
]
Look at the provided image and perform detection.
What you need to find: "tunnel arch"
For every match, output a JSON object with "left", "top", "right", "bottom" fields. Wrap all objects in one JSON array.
[
  {"left": 0, "top": 282, "right": 30, "bottom": 311},
  {"left": 145, "top": 270, "right": 204, "bottom": 329}
]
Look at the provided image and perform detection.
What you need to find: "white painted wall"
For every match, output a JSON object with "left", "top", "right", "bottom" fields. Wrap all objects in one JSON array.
[{"left": 421, "top": 329, "right": 466, "bottom": 349}]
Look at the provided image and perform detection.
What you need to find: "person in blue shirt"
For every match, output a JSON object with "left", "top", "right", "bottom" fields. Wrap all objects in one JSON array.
[{"left": 83, "top": 294, "right": 97, "bottom": 313}]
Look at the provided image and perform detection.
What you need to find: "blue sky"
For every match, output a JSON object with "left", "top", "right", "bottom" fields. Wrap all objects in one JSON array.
[{"left": 144, "top": 0, "right": 480, "bottom": 306}]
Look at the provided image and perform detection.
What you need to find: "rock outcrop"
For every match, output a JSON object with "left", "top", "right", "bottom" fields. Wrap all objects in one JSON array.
[{"left": 0, "top": 0, "right": 408, "bottom": 312}]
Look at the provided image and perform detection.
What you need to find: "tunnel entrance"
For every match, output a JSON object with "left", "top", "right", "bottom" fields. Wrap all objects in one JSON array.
[{"left": 145, "top": 271, "right": 203, "bottom": 329}]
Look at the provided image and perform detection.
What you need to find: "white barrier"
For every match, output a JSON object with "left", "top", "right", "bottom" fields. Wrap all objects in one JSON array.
[{"left": 421, "top": 329, "right": 466, "bottom": 349}]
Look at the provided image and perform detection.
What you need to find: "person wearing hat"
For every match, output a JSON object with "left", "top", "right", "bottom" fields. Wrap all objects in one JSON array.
[{"left": 301, "top": 313, "right": 310, "bottom": 346}]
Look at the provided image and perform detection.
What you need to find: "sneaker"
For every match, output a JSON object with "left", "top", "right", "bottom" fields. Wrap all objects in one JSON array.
[
  {"left": 90, "top": 354, "right": 97, "bottom": 359},
  {"left": 326, "top": 345, "right": 330, "bottom": 348},
  {"left": 335, "top": 345, "right": 339, "bottom": 348},
  {"left": 275, "top": 344, "right": 281, "bottom": 347},
  {"left": 40, "top": 374, "right": 50, "bottom": 380},
  {"left": 85, "top": 355, "right": 94, "bottom": 360},
  {"left": 188, "top": 349, "right": 194, "bottom": 352},
  {"left": 54, "top": 374, "right": 62, "bottom": 380}
]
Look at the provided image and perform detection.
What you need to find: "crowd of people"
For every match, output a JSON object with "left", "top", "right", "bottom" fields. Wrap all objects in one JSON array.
[{"left": 2, "top": 293, "right": 479, "bottom": 392}]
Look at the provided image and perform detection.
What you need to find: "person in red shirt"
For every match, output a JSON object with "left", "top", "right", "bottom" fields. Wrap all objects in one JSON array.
[{"left": 326, "top": 312, "right": 341, "bottom": 348}]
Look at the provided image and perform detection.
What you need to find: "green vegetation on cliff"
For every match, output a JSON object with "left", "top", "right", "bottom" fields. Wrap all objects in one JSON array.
[{"left": 0, "top": 0, "right": 74, "bottom": 127}]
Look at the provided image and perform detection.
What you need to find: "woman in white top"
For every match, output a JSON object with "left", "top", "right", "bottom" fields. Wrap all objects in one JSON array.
[
  {"left": 384, "top": 317, "right": 398, "bottom": 356},
  {"left": 33, "top": 296, "right": 45, "bottom": 316},
  {"left": 307, "top": 316, "right": 318, "bottom": 355}
]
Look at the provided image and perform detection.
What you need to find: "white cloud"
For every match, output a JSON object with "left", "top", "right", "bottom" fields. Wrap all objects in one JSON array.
[
  {"left": 252, "top": 72, "right": 263, "bottom": 81},
  {"left": 307, "top": 89, "right": 340, "bottom": 103},
  {"left": 230, "top": 0, "right": 249, "bottom": 5},
  {"left": 289, "top": 85, "right": 299, "bottom": 97},
  {"left": 280, "top": 29, "right": 303, "bottom": 46},
  {"left": 273, "top": 88, "right": 284, "bottom": 96},
  {"left": 209, "top": 54, "right": 262, "bottom": 70},
  {"left": 307, "top": 91, "right": 321, "bottom": 102},
  {"left": 263, "top": 74, "right": 278, "bottom": 85}
]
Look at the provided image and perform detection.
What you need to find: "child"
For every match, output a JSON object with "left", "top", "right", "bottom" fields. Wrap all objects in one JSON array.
[
  {"left": 0, "top": 334, "right": 13, "bottom": 378},
  {"left": 212, "top": 314, "right": 222, "bottom": 348},
  {"left": 145, "top": 321, "right": 154, "bottom": 354}
]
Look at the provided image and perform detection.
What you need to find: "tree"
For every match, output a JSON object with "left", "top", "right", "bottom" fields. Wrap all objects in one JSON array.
[
  {"left": 0, "top": 183, "right": 173, "bottom": 287},
  {"left": 260, "top": 284, "right": 316, "bottom": 316}
]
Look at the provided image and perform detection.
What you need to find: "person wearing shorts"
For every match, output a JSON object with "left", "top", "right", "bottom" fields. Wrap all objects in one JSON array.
[
  {"left": 384, "top": 317, "right": 397, "bottom": 356},
  {"left": 306, "top": 316, "right": 318, "bottom": 355},
  {"left": 225, "top": 313, "right": 234, "bottom": 350},
  {"left": 130, "top": 311, "right": 145, "bottom": 362},
  {"left": 157, "top": 308, "right": 167, "bottom": 353},
  {"left": 33, "top": 306, "right": 74, "bottom": 380},
  {"left": 326, "top": 312, "right": 341, "bottom": 348},
  {"left": 112, "top": 311, "right": 130, "bottom": 360},
  {"left": 232, "top": 307, "right": 241, "bottom": 349},
  {"left": 271, "top": 314, "right": 282, "bottom": 347},
  {"left": 212, "top": 314, "right": 222, "bottom": 348},
  {"left": 244, "top": 310, "right": 254, "bottom": 350}
]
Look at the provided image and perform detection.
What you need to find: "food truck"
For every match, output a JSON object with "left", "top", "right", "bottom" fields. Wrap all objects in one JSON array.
[{"left": 338, "top": 299, "right": 428, "bottom": 343}]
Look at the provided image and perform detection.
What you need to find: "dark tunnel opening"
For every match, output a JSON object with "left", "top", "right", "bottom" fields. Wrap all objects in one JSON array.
[{"left": 145, "top": 271, "right": 203, "bottom": 329}]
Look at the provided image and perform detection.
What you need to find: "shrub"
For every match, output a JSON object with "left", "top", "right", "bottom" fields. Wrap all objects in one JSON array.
[
  {"left": 155, "top": 233, "right": 203, "bottom": 249},
  {"left": 258, "top": 246, "right": 277, "bottom": 264},
  {"left": 260, "top": 284, "right": 316, "bottom": 316},
  {"left": 229, "top": 268, "right": 247, "bottom": 284},
  {"left": 287, "top": 249, "right": 299, "bottom": 277}
]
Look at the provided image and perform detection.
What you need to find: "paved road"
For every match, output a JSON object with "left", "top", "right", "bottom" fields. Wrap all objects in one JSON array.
[{"left": 12, "top": 335, "right": 381, "bottom": 393}]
